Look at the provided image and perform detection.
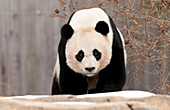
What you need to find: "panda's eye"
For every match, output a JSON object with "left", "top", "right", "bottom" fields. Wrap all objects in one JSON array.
[
  {"left": 93, "top": 49, "right": 101, "bottom": 61},
  {"left": 76, "top": 50, "right": 84, "bottom": 62}
]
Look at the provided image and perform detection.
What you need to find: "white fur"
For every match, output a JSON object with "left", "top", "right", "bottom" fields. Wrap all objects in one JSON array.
[
  {"left": 69, "top": 8, "right": 126, "bottom": 66},
  {"left": 53, "top": 53, "right": 60, "bottom": 81},
  {"left": 69, "top": 8, "right": 113, "bottom": 47},
  {"left": 66, "top": 28, "right": 112, "bottom": 76},
  {"left": 81, "top": 56, "right": 98, "bottom": 76},
  {"left": 117, "top": 28, "right": 127, "bottom": 66},
  {"left": 65, "top": 8, "right": 114, "bottom": 77}
]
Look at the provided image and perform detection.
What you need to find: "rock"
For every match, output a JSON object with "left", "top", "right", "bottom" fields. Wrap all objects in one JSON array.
[{"left": 0, "top": 91, "right": 169, "bottom": 110}]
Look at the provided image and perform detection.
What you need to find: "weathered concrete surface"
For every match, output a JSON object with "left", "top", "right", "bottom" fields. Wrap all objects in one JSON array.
[{"left": 0, "top": 94, "right": 169, "bottom": 110}]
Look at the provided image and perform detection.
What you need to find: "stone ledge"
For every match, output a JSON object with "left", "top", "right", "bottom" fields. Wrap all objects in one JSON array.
[{"left": 0, "top": 91, "right": 169, "bottom": 110}]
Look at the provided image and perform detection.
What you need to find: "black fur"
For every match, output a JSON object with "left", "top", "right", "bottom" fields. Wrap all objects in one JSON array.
[
  {"left": 52, "top": 13, "right": 88, "bottom": 94},
  {"left": 51, "top": 9, "right": 126, "bottom": 95},
  {"left": 93, "top": 49, "right": 101, "bottom": 61},
  {"left": 61, "top": 24, "right": 74, "bottom": 39},
  {"left": 96, "top": 16, "right": 126, "bottom": 92},
  {"left": 51, "top": 74, "right": 60, "bottom": 95},
  {"left": 76, "top": 50, "right": 84, "bottom": 62},
  {"left": 95, "top": 21, "right": 109, "bottom": 36}
]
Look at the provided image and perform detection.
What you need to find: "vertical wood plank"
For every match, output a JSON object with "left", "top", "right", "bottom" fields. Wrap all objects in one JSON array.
[
  {"left": 0, "top": 17, "right": 3, "bottom": 95},
  {"left": 0, "top": 0, "right": 79, "bottom": 96}
]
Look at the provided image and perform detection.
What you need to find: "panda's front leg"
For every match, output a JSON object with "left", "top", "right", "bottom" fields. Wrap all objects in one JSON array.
[
  {"left": 96, "top": 70, "right": 126, "bottom": 93},
  {"left": 60, "top": 69, "right": 88, "bottom": 95}
]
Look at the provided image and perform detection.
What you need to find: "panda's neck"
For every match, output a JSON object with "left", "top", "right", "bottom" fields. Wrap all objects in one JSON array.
[{"left": 87, "top": 75, "right": 99, "bottom": 93}]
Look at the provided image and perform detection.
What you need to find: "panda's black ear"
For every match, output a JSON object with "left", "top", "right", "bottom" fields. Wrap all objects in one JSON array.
[
  {"left": 61, "top": 24, "right": 74, "bottom": 39},
  {"left": 95, "top": 21, "right": 109, "bottom": 36}
]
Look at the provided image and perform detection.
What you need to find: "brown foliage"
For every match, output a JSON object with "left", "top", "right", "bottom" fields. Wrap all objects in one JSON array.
[{"left": 59, "top": 0, "right": 66, "bottom": 5}]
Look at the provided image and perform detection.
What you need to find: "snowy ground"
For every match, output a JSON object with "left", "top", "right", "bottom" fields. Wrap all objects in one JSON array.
[
  {"left": 3, "top": 90, "right": 156, "bottom": 105},
  {"left": 0, "top": 91, "right": 168, "bottom": 110}
]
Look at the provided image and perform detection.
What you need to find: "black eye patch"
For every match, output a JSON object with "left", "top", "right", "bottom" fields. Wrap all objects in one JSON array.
[
  {"left": 75, "top": 50, "right": 84, "bottom": 62},
  {"left": 93, "top": 49, "right": 101, "bottom": 61}
]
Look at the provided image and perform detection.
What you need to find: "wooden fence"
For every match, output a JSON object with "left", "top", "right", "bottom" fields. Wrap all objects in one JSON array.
[{"left": 0, "top": 0, "right": 64, "bottom": 95}]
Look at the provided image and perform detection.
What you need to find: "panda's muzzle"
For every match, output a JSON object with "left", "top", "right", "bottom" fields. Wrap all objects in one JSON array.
[{"left": 85, "top": 67, "right": 95, "bottom": 72}]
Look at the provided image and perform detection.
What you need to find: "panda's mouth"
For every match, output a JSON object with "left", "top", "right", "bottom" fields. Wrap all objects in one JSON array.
[
  {"left": 82, "top": 71, "right": 98, "bottom": 77},
  {"left": 86, "top": 73, "right": 96, "bottom": 77}
]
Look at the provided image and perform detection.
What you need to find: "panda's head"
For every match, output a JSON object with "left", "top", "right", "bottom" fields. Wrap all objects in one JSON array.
[{"left": 61, "top": 21, "right": 112, "bottom": 77}]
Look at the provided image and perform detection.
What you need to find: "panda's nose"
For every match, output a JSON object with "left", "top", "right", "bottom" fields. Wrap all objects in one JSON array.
[{"left": 85, "top": 67, "right": 95, "bottom": 72}]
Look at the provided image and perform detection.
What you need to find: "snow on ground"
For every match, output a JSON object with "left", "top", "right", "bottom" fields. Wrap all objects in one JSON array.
[
  {"left": 3, "top": 90, "right": 155, "bottom": 100},
  {"left": 76, "top": 90, "right": 156, "bottom": 98},
  {"left": 4, "top": 95, "right": 50, "bottom": 99}
]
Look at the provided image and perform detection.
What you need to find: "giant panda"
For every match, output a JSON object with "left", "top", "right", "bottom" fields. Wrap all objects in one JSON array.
[{"left": 51, "top": 8, "right": 127, "bottom": 95}]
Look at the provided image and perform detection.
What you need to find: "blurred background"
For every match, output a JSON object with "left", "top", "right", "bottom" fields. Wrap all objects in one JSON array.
[{"left": 0, "top": 0, "right": 169, "bottom": 96}]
